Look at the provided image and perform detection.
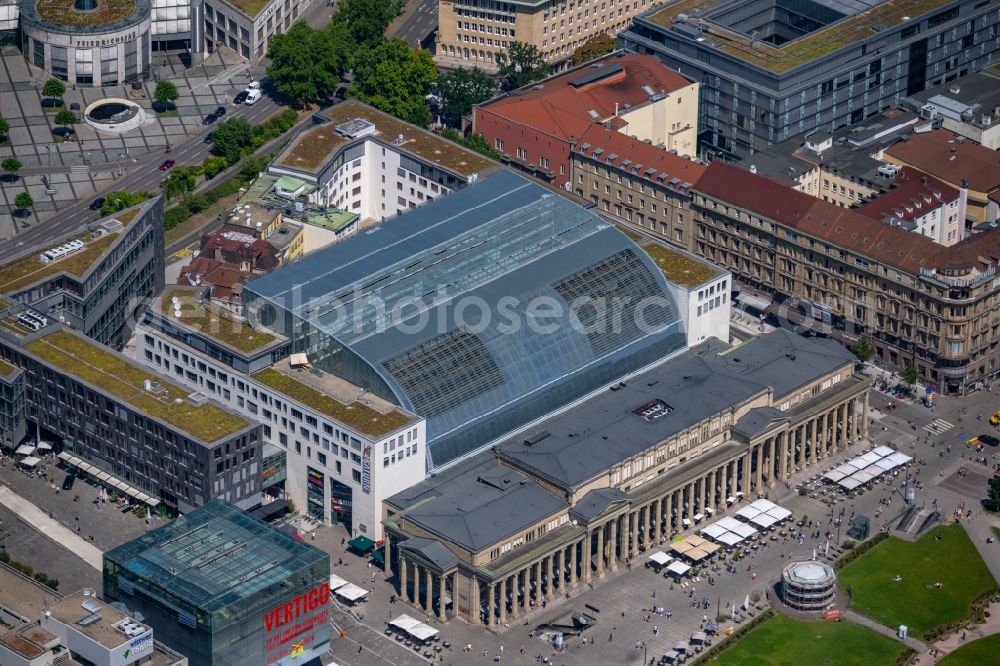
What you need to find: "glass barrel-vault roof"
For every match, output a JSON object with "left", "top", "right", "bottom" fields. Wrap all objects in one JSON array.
[{"left": 245, "top": 171, "right": 686, "bottom": 468}]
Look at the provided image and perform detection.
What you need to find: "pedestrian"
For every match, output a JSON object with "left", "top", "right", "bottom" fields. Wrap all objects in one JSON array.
[
  {"left": 653, "top": 625, "right": 659, "bottom": 636},
  {"left": 358, "top": 646, "right": 362, "bottom": 654},
  {"left": 608, "top": 633, "right": 613, "bottom": 642}
]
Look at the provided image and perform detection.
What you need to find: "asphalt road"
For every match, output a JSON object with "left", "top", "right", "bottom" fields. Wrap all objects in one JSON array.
[
  {"left": 0, "top": 83, "right": 285, "bottom": 260},
  {"left": 389, "top": 0, "right": 438, "bottom": 48}
]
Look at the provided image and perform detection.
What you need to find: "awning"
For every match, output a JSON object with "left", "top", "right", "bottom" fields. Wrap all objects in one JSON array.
[
  {"left": 15, "top": 444, "right": 36, "bottom": 455},
  {"left": 19, "top": 456, "right": 41, "bottom": 467},
  {"left": 666, "top": 561, "right": 691, "bottom": 576},
  {"left": 96, "top": 471, "right": 111, "bottom": 482},
  {"left": 649, "top": 551, "right": 672, "bottom": 566},
  {"left": 35, "top": 442, "right": 52, "bottom": 451},
  {"left": 124, "top": 487, "right": 141, "bottom": 498},
  {"left": 371, "top": 549, "right": 385, "bottom": 565},
  {"left": 58, "top": 451, "right": 73, "bottom": 463},
  {"left": 335, "top": 583, "right": 368, "bottom": 602},
  {"left": 692, "top": 512, "right": 704, "bottom": 522},
  {"left": 348, "top": 535, "right": 376, "bottom": 553},
  {"left": 114, "top": 480, "right": 130, "bottom": 492},
  {"left": 390, "top": 614, "right": 438, "bottom": 641},
  {"left": 329, "top": 573, "right": 349, "bottom": 590},
  {"left": 737, "top": 291, "right": 772, "bottom": 311}
]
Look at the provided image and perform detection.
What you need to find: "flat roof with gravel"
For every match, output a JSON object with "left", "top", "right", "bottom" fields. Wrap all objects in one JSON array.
[
  {"left": 276, "top": 100, "right": 493, "bottom": 176},
  {"left": 161, "top": 288, "right": 281, "bottom": 354},
  {"left": 253, "top": 364, "right": 414, "bottom": 438},
  {"left": 24, "top": 330, "right": 251, "bottom": 443}
]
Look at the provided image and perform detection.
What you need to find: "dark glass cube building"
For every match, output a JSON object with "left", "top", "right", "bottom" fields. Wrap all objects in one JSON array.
[{"left": 104, "top": 500, "right": 331, "bottom": 666}]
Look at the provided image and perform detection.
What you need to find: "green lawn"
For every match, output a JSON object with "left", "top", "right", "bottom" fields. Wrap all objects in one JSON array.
[
  {"left": 156, "top": 109, "right": 179, "bottom": 118},
  {"left": 937, "top": 633, "right": 1000, "bottom": 665},
  {"left": 711, "top": 614, "right": 906, "bottom": 666},
  {"left": 839, "top": 523, "right": 997, "bottom": 639}
]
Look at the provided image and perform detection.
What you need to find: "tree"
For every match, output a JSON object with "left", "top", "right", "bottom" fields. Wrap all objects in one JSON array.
[
  {"left": 435, "top": 67, "right": 495, "bottom": 125},
  {"left": 54, "top": 110, "right": 78, "bottom": 127},
  {"left": 334, "top": 0, "right": 404, "bottom": 47},
  {"left": 212, "top": 117, "right": 255, "bottom": 164},
  {"left": 1, "top": 157, "right": 22, "bottom": 181},
  {"left": 462, "top": 132, "right": 500, "bottom": 159},
  {"left": 154, "top": 80, "right": 179, "bottom": 106},
  {"left": 496, "top": 42, "right": 551, "bottom": 91},
  {"left": 14, "top": 191, "right": 33, "bottom": 214},
  {"left": 266, "top": 21, "right": 351, "bottom": 108},
  {"left": 201, "top": 155, "right": 229, "bottom": 179},
  {"left": 901, "top": 363, "right": 918, "bottom": 385},
  {"left": 42, "top": 78, "right": 66, "bottom": 100},
  {"left": 160, "top": 165, "right": 201, "bottom": 200},
  {"left": 99, "top": 191, "right": 150, "bottom": 216},
  {"left": 350, "top": 39, "right": 437, "bottom": 127},
  {"left": 848, "top": 337, "right": 875, "bottom": 363},
  {"left": 0, "top": 115, "right": 9, "bottom": 140},
  {"left": 987, "top": 474, "right": 1000, "bottom": 510},
  {"left": 573, "top": 33, "right": 617, "bottom": 65}
]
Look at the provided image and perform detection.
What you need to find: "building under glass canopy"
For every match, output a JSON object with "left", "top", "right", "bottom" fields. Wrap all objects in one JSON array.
[{"left": 244, "top": 170, "right": 687, "bottom": 469}]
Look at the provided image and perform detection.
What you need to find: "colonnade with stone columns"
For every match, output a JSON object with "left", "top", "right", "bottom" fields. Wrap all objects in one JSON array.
[
  {"left": 396, "top": 555, "right": 453, "bottom": 622},
  {"left": 394, "top": 393, "right": 869, "bottom": 626}
]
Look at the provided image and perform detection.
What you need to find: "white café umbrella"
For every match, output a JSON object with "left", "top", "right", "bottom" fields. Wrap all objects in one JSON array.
[{"left": 742, "top": 594, "right": 749, "bottom": 610}]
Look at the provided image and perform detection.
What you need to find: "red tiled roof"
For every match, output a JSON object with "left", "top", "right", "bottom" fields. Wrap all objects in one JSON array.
[
  {"left": 695, "top": 161, "right": 1000, "bottom": 275},
  {"left": 479, "top": 54, "right": 693, "bottom": 142},
  {"left": 574, "top": 125, "right": 707, "bottom": 185},
  {"left": 178, "top": 257, "right": 251, "bottom": 290},
  {"left": 884, "top": 129, "right": 1000, "bottom": 193},
  {"left": 855, "top": 168, "right": 959, "bottom": 223}
]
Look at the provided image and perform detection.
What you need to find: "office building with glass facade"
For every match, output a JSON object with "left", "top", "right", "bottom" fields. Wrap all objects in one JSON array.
[
  {"left": 244, "top": 170, "right": 688, "bottom": 470},
  {"left": 104, "top": 500, "right": 331, "bottom": 666}
]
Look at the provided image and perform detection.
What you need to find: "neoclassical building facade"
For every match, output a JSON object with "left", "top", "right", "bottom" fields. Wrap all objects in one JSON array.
[{"left": 382, "top": 328, "right": 870, "bottom": 625}]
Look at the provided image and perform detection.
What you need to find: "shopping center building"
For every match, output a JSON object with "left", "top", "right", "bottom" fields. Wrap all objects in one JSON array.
[
  {"left": 104, "top": 500, "right": 330, "bottom": 666},
  {"left": 383, "top": 329, "right": 870, "bottom": 624}
]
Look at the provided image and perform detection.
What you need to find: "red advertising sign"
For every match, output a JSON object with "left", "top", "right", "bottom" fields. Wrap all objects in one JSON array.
[{"left": 264, "top": 582, "right": 330, "bottom": 663}]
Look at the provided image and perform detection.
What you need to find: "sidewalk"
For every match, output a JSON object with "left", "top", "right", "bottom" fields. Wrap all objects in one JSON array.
[
  {"left": 842, "top": 609, "right": 927, "bottom": 652},
  {"left": 0, "top": 484, "right": 103, "bottom": 570},
  {"left": 912, "top": 600, "right": 1000, "bottom": 664}
]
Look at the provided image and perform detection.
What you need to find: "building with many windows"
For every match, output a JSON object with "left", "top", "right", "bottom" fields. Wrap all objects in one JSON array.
[
  {"left": 436, "top": 0, "right": 663, "bottom": 71},
  {"left": 201, "top": 0, "right": 305, "bottom": 61},
  {"left": 0, "top": 351, "right": 26, "bottom": 450},
  {"left": 269, "top": 101, "right": 496, "bottom": 224},
  {"left": 383, "top": 328, "right": 868, "bottom": 625},
  {"left": 621, "top": 0, "right": 1000, "bottom": 158},
  {"left": 0, "top": 198, "right": 165, "bottom": 348},
  {"left": 104, "top": 500, "right": 330, "bottom": 666},
  {"left": 690, "top": 160, "right": 1000, "bottom": 393},
  {"left": 0, "top": 316, "right": 261, "bottom": 513},
  {"left": 474, "top": 52, "right": 698, "bottom": 187},
  {"left": 243, "top": 168, "right": 689, "bottom": 471},
  {"left": 134, "top": 287, "right": 424, "bottom": 540}
]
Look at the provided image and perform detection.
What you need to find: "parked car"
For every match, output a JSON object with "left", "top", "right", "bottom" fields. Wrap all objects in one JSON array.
[
  {"left": 202, "top": 113, "right": 217, "bottom": 125},
  {"left": 89, "top": 197, "right": 105, "bottom": 211},
  {"left": 62, "top": 474, "right": 75, "bottom": 491},
  {"left": 204, "top": 132, "right": 214, "bottom": 144},
  {"left": 214, "top": 106, "right": 226, "bottom": 117},
  {"left": 159, "top": 159, "right": 176, "bottom": 171},
  {"left": 980, "top": 434, "right": 1000, "bottom": 447},
  {"left": 233, "top": 90, "right": 249, "bottom": 105},
  {"left": 245, "top": 89, "right": 262, "bottom": 105},
  {"left": 246, "top": 81, "right": 261, "bottom": 92}
]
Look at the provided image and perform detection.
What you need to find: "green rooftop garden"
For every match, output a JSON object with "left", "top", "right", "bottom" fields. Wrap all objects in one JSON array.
[
  {"left": 0, "top": 316, "right": 34, "bottom": 337},
  {"left": 0, "top": 358, "right": 16, "bottom": 377},
  {"left": 253, "top": 367, "right": 412, "bottom": 438},
  {"left": 36, "top": 0, "right": 137, "bottom": 26},
  {"left": 163, "top": 289, "right": 278, "bottom": 353},
  {"left": 223, "top": 0, "right": 271, "bottom": 17},
  {"left": 648, "top": 0, "right": 953, "bottom": 73},
  {"left": 643, "top": 243, "right": 719, "bottom": 288},
  {"left": 278, "top": 100, "right": 493, "bottom": 176},
  {"left": 114, "top": 207, "right": 141, "bottom": 226},
  {"left": 25, "top": 330, "right": 250, "bottom": 443},
  {"left": 0, "top": 233, "right": 119, "bottom": 295}
]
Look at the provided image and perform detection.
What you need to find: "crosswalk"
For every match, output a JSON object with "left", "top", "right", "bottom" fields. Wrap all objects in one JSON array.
[{"left": 923, "top": 418, "right": 954, "bottom": 435}]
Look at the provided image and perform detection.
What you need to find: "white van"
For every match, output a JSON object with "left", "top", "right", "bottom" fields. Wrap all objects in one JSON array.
[{"left": 245, "top": 89, "right": 262, "bottom": 105}]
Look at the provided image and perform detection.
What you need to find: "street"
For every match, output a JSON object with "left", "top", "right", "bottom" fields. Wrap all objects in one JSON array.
[
  {"left": 0, "top": 84, "right": 284, "bottom": 260},
  {"left": 388, "top": 0, "right": 438, "bottom": 48}
]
